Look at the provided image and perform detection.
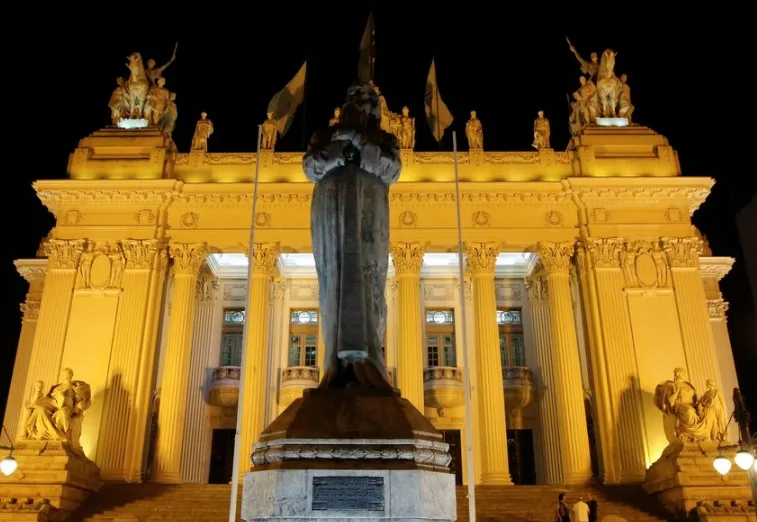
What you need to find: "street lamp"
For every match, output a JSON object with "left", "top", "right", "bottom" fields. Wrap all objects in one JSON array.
[
  {"left": 712, "top": 389, "right": 757, "bottom": 506},
  {"left": 0, "top": 424, "right": 16, "bottom": 477}
]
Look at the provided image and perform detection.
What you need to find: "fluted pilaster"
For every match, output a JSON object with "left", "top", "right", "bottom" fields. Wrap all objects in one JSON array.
[
  {"left": 525, "top": 272, "right": 563, "bottom": 483},
  {"left": 662, "top": 237, "right": 722, "bottom": 394},
  {"left": 98, "top": 239, "right": 163, "bottom": 481},
  {"left": 390, "top": 241, "right": 425, "bottom": 412},
  {"left": 18, "top": 239, "right": 83, "bottom": 439},
  {"left": 152, "top": 242, "right": 207, "bottom": 483},
  {"left": 181, "top": 270, "right": 218, "bottom": 482},
  {"left": 465, "top": 242, "right": 512, "bottom": 485},
  {"left": 4, "top": 261, "right": 47, "bottom": 441},
  {"left": 239, "top": 242, "right": 280, "bottom": 478},
  {"left": 538, "top": 241, "right": 592, "bottom": 484}
]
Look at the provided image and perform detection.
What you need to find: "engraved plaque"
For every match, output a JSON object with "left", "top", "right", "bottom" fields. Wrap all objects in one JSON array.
[{"left": 311, "top": 476, "right": 384, "bottom": 511}]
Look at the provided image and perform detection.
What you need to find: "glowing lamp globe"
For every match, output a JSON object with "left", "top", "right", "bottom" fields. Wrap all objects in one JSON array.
[
  {"left": 0, "top": 455, "right": 17, "bottom": 476},
  {"left": 713, "top": 455, "right": 732, "bottom": 475},
  {"left": 733, "top": 450, "right": 755, "bottom": 471}
]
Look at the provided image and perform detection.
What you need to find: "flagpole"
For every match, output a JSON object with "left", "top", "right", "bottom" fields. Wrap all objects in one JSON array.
[
  {"left": 228, "top": 124, "right": 263, "bottom": 522},
  {"left": 452, "top": 130, "right": 476, "bottom": 522}
]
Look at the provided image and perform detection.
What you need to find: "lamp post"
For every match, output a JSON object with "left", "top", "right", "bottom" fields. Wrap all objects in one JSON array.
[
  {"left": 712, "top": 388, "right": 757, "bottom": 506},
  {"left": 0, "top": 425, "right": 17, "bottom": 477}
]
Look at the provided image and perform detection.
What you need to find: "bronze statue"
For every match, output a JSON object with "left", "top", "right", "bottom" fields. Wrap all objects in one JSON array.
[{"left": 303, "top": 83, "right": 401, "bottom": 389}]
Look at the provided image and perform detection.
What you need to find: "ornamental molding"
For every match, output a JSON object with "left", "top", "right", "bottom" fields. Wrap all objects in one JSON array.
[
  {"left": 33, "top": 181, "right": 179, "bottom": 217},
  {"left": 698, "top": 257, "right": 735, "bottom": 281}
]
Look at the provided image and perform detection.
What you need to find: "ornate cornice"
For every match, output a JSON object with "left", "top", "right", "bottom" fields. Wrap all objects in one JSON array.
[
  {"left": 390, "top": 191, "right": 570, "bottom": 204},
  {"left": 173, "top": 151, "right": 571, "bottom": 167},
  {"left": 699, "top": 257, "right": 735, "bottom": 281},
  {"left": 14, "top": 259, "right": 48, "bottom": 282}
]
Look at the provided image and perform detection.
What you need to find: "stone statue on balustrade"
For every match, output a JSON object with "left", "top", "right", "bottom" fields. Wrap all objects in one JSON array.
[
  {"left": 532, "top": 110, "right": 551, "bottom": 149},
  {"left": 21, "top": 368, "right": 92, "bottom": 451},
  {"left": 654, "top": 368, "right": 728, "bottom": 445},
  {"left": 191, "top": 112, "right": 214, "bottom": 152},
  {"left": 566, "top": 40, "right": 636, "bottom": 128},
  {"left": 303, "top": 82, "right": 401, "bottom": 389},
  {"left": 328, "top": 107, "right": 341, "bottom": 127},
  {"left": 466, "top": 110, "right": 483, "bottom": 149},
  {"left": 399, "top": 106, "right": 415, "bottom": 149},
  {"left": 261, "top": 112, "right": 278, "bottom": 150}
]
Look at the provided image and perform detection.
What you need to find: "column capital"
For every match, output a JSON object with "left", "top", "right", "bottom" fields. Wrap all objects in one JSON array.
[
  {"left": 20, "top": 300, "right": 41, "bottom": 322},
  {"left": 661, "top": 237, "right": 702, "bottom": 268},
  {"left": 463, "top": 241, "right": 500, "bottom": 275},
  {"left": 244, "top": 242, "right": 281, "bottom": 275},
  {"left": 581, "top": 237, "right": 623, "bottom": 269},
  {"left": 15, "top": 263, "right": 47, "bottom": 283},
  {"left": 44, "top": 239, "right": 85, "bottom": 270},
  {"left": 195, "top": 271, "right": 219, "bottom": 303},
  {"left": 537, "top": 241, "right": 574, "bottom": 275},
  {"left": 707, "top": 299, "right": 729, "bottom": 319},
  {"left": 169, "top": 243, "right": 208, "bottom": 276},
  {"left": 390, "top": 241, "right": 424, "bottom": 275},
  {"left": 122, "top": 239, "right": 162, "bottom": 270}
]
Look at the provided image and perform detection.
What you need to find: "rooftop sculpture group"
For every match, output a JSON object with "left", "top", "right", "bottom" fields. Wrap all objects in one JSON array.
[{"left": 106, "top": 39, "right": 637, "bottom": 152}]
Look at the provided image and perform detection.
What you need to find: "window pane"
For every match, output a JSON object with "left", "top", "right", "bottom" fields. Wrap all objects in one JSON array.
[
  {"left": 512, "top": 334, "right": 525, "bottom": 366},
  {"left": 499, "top": 335, "right": 508, "bottom": 367}
]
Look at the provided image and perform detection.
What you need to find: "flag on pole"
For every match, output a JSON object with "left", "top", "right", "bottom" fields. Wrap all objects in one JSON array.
[
  {"left": 424, "top": 58, "right": 454, "bottom": 142},
  {"left": 358, "top": 12, "right": 375, "bottom": 82},
  {"left": 266, "top": 60, "right": 307, "bottom": 137}
]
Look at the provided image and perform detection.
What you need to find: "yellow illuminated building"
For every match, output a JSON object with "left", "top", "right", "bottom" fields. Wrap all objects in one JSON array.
[{"left": 1, "top": 112, "right": 748, "bottom": 520}]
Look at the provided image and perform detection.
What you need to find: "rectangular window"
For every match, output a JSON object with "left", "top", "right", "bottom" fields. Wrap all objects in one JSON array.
[
  {"left": 425, "top": 308, "right": 456, "bottom": 367},
  {"left": 220, "top": 308, "right": 245, "bottom": 366},
  {"left": 288, "top": 309, "right": 319, "bottom": 367},
  {"left": 497, "top": 308, "right": 525, "bottom": 368}
]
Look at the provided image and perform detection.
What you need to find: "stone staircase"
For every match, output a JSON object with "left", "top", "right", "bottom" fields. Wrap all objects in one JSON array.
[{"left": 67, "top": 483, "right": 674, "bottom": 521}]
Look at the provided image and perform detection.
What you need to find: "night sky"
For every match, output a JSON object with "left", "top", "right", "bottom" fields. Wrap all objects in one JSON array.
[{"left": 1, "top": 12, "right": 755, "bottom": 426}]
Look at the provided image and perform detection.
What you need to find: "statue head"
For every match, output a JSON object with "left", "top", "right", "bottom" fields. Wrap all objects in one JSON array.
[
  {"left": 266, "top": 111, "right": 274, "bottom": 120},
  {"left": 537, "top": 110, "right": 544, "bottom": 118},
  {"left": 59, "top": 368, "right": 73, "bottom": 384},
  {"left": 590, "top": 52, "right": 598, "bottom": 63},
  {"left": 157, "top": 77, "right": 166, "bottom": 87},
  {"left": 579, "top": 76, "right": 587, "bottom": 86},
  {"left": 620, "top": 73, "right": 628, "bottom": 83},
  {"left": 334, "top": 107, "right": 341, "bottom": 116},
  {"left": 127, "top": 52, "right": 144, "bottom": 69},
  {"left": 116, "top": 77, "right": 126, "bottom": 87},
  {"left": 470, "top": 110, "right": 477, "bottom": 119},
  {"left": 34, "top": 381, "right": 44, "bottom": 392},
  {"left": 600, "top": 49, "right": 617, "bottom": 71},
  {"left": 200, "top": 112, "right": 207, "bottom": 119},
  {"left": 341, "top": 82, "right": 381, "bottom": 131},
  {"left": 170, "top": 92, "right": 176, "bottom": 101},
  {"left": 673, "top": 367, "right": 687, "bottom": 382},
  {"left": 402, "top": 106, "right": 410, "bottom": 117},
  {"left": 147, "top": 58, "right": 156, "bottom": 69}
]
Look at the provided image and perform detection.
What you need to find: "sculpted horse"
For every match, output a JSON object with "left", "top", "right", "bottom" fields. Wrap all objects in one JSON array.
[
  {"left": 125, "top": 52, "right": 150, "bottom": 119},
  {"left": 595, "top": 49, "right": 623, "bottom": 118}
]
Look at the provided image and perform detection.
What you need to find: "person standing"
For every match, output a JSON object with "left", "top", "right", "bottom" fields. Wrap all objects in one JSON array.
[
  {"left": 587, "top": 492, "right": 598, "bottom": 522},
  {"left": 571, "top": 495, "right": 590, "bottom": 522},
  {"left": 556, "top": 492, "right": 571, "bottom": 522}
]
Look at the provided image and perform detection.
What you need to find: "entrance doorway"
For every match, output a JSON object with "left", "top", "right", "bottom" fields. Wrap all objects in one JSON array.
[
  {"left": 441, "top": 430, "right": 463, "bottom": 485},
  {"left": 507, "top": 429, "right": 536, "bottom": 484},
  {"left": 208, "top": 429, "right": 235, "bottom": 484}
]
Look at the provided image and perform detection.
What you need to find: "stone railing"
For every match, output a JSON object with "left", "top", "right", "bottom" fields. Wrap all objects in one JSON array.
[
  {"left": 502, "top": 366, "right": 534, "bottom": 429},
  {"left": 423, "top": 366, "right": 464, "bottom": 411},
  {"left": 279, "top": 366, "right": 319, "bottom": 413},
  {"left": 208, "top": 365, "right": 241, "bottom": 408}
]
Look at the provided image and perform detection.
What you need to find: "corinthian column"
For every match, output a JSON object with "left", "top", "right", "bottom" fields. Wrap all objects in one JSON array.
[
  {"left": 390, "top": 241, "right": 425, "bottom": 412},
  {"left": 18, "top": 239, "right": 83, "bottom": 438},
  {"left": 152, "top": 243, "right": 207, "bottom": 483},
  {"left": 4, "top": 261, "right": 46, "bottom": 441},
  {"left": 239, "top": 242, "right": 280, "bottom": 478},
  {"left": 538, "top": 242, "right": 592, "bottom": 484},
  {"left": 181, "top": 269, "right": 218, "bottom": 482},
  {"left": 525, "top": 271, "right": 563, "bottom": 483},
  {"left": 464, "top": 242, "right": 512, "bottom": 485},
  {"left": 662, "top": 237, "right": 721, "bottom": 393}
]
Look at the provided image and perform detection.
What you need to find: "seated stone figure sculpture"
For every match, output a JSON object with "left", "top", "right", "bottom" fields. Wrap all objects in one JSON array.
[
  {"left": 23, "top": 367, "right": 92, "bottom": 451},
  {"left": 654, "top": 367, "right": 727, "bottom": 444}
]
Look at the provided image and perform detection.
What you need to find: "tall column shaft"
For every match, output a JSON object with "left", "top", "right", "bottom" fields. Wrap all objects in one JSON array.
[
  {"left": 17, "top": 239, "right": 83, "bottom": 439},
  {"left": 239, "top": 243, "right": 279, "bottom": 477},
  {"left": 526, "top": 273, "right": 563, "bottom": 483},
  {"left": 267, "top": 278, "right": 287, "bottom": 426},
  {"left": 390, "top": 242, "right": 425, "bottom": 412},
  {"left": 152, "top": 243, "right": 207, "bottom": 483},
  {"left": 181, "top": 271, "right": 218, "bottom": 483},
  {"left": 663, "top": 237, "right": 722, "bottom": 393},
  {"left": 4, "top": 261, "right": 46, "bottom": 441},
  {"left": 465, "top": 242, "right": 512, "bottom": 485},
  {"left": 539, "top": 242, "right": 592, "bottom": 484},
  {"left": 97, "top": 240, "right": 163, "bottom": 481}
]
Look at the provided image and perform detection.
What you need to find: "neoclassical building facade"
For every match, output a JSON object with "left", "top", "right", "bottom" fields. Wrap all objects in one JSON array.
[{"left": 4, "top": 121, "right": 739, "bottom": 490}]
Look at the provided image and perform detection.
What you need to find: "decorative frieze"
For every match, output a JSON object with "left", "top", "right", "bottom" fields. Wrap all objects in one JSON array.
[
  {"left": 76, "top": 241, "right": 125, "bottom": 290},
  {"left": 621, "top": 240, "right": 668, "bottom": 289}
]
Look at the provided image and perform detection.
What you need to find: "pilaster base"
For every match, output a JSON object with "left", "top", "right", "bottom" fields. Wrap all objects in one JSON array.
[
  {"left": 479, "top": 472, "right": 513, "bottom": 486},
  {"left": 0, "top": 440, "right": 101, "bottom": 522},
  {"left": 643, "top": 441, "right": 755, "bottom": 521}
]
